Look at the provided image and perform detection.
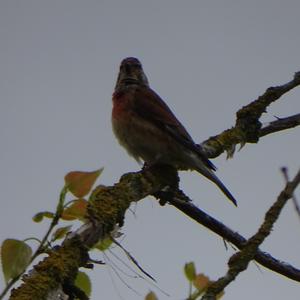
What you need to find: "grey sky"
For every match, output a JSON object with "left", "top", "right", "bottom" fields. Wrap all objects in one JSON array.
[{"left": 1, "top": 1, "right": 300, "bottom": 299}]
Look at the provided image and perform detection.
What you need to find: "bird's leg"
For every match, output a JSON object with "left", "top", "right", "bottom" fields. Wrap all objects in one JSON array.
[{"left": 144, "top": 164, "right": 180, "bottom": 206}]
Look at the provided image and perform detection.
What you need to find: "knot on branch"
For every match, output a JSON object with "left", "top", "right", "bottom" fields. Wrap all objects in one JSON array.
[{"left": 236, "top": 104, "right": 263, "bottom": 143}]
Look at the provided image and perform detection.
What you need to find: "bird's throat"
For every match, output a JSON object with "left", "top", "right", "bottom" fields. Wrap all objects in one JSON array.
[{"left": 121, "top": 78, "right": 140, "bottom": 85}]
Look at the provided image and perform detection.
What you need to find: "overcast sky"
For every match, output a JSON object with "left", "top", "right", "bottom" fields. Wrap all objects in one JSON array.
[{"left": 1, "top": 1, "right": 300, "bottom": 299}]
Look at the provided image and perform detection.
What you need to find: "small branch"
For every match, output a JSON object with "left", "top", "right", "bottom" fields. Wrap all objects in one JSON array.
[
  {"left": 260, "top": 113, "right": 300, "bottom": 137},
  {"left": 201, "top": 169, "right": 300, "bottom": 300},
  {"left": 159, "top": 190, "right": 300, "bottom": 282},
  {"left": 201, "top": 71, "right": 300, "bottom": 158},
  {"left": 282, "top": 167, "right": 300, "bottom": 221}
]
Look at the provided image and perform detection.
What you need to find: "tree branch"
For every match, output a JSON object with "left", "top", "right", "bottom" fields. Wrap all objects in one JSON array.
[
  {"left": 259, "top": 113, "right": 300, "bottom": 137},
  {"left": 154, "top": 184, "right": 300, "bottom": 283},
  {"left": 9, "top": 166, "right": 300, "bottom": 299},
  {"left": 201, "top": 168, "right": 300, "bottom": 300},
  {"left": 201, "top": 71, "right": 300, "bottom": 158},
  {"left": 9, "top": 166, "right": 179, "bottom": 300},
  {"left": 170, "top": 193, "right": 300, "bottom": 282}
]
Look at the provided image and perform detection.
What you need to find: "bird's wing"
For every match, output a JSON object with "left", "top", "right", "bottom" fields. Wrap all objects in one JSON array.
[{"left": 133, "top": 87, "right": 216, "bottom": 171}]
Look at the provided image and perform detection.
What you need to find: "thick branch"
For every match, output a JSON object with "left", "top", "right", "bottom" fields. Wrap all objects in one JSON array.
[
  {"left": 9, "top": 166, "right": 178, "bottom": 300},
  {"left": 9, "top": 237, "right": 88, "bottom": 300}
]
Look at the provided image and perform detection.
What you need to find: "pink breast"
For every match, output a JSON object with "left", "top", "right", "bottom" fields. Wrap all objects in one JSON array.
[{"left": 112, "top": 92, "right": 132, "bottom": 120}]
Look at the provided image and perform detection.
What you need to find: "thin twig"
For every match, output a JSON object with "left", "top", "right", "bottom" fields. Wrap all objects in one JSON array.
[
  {"left": 260, "top": 113, "right": 300, "bottom": 137},
  {"left": 281, "top": 167, "right": 300, "bottom": 221}
]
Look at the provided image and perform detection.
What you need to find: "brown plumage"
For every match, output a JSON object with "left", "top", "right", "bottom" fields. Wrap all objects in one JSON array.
[{"left": 112, "top": 57, "right": 237, "bottom": 206}]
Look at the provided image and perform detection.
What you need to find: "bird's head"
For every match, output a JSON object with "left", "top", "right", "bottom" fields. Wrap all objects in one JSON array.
[{"left": 115, "top": 57, "right": 149, "bottom": 90}]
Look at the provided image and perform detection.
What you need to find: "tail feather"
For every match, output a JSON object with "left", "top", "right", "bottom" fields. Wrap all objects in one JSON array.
[{"left": 196, "top": 166, "right": 237, "bottom": 206}]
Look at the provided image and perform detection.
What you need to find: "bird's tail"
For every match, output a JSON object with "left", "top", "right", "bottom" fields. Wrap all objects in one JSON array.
[{"left": 195, "top": 166, "right": 237, "bottom": 206}]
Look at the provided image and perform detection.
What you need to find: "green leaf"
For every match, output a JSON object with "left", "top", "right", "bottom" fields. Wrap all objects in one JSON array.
[
  {"left": 94, "top": 236, "right": 113, "bottom": 251},
  {"left": 32, "top": 211, "right": 55, "bottom": 222},
  {"left": 64, "top": 168, "right": 103, "bottom": 198},
  {"left": 1, "top": 239, "right": 32, "bottom": 283},
  {"left": 61, "top": 199, "right": 88, "bottom": 221},
  {"left": 184, "top": 262, "right": 196, "bottom": 282},
  {"left": 75, "top": 271, "right": 91, "bottom": 297},
  {"left": 51, "top": 225, "right": 72, "bottom": 241}
]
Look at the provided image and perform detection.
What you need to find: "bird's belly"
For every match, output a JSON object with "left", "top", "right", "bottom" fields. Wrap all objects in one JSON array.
[{"left": 112, "top": 113, "right": 186, "bottom": 166}]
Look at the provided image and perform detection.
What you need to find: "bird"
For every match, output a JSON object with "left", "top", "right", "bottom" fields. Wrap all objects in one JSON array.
[{"left": 111, "top": 57, "right": 237, "bottom": 206}]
